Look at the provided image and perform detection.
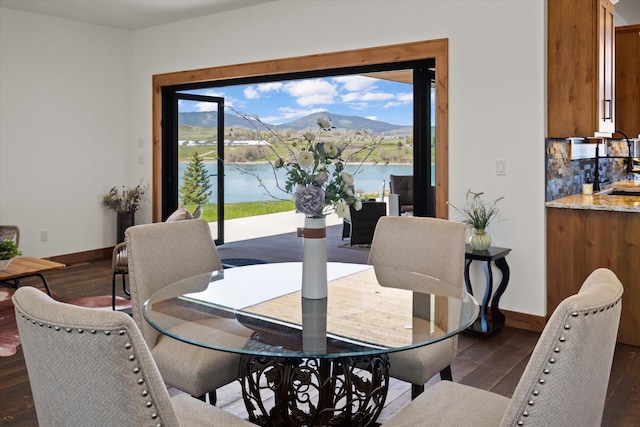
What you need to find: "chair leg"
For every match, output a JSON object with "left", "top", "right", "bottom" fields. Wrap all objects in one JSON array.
[
  {"left": 122, "top": 272, "right": 130, "bottom": 297},
  {"left": 410, "top": 366, "right": 452, "bottom": 400},
  {"left": 439, "top": 365, "right": 453, "bottom": 381},
  {"left": 195, "top": 391, "right": 217, "bottom": 405},
  {"left": 111, "top": 273, "right": 117, "bottom": 311},
  {"left": 411, "top": 384, "right": 424, "bottom": 400}
]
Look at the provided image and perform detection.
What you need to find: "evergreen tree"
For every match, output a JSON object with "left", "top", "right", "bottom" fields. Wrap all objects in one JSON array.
[{"left": 180, "top": 152, "right": 212, "bottom": 206}]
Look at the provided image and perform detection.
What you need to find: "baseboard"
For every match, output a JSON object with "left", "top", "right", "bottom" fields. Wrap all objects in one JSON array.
[
  {"left": 47, "top": 247, "right": 113, "bottom": 265},
  {"left": 503, "top": 308, "right": 546, "bottom": 333}
]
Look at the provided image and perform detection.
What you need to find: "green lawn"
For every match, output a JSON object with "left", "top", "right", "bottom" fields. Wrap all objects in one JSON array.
[{"left": 183, "top": 200, "right": 295, "bottom": 222}]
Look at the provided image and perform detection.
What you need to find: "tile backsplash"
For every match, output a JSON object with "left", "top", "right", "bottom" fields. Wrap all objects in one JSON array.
[{"left": 546, "top": 139, "right": 629, "bottom": 201}]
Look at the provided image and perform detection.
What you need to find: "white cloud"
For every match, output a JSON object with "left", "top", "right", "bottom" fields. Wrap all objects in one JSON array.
[
  {"left": 244, "top": 86, "right": 259, "bottom": 99},
  {"left": 341, "top": 92, "right": 360, "bottom": 103},
  {"left": 195, "top": 102, "right": 217, "bottom": 112},
  {"left": 257, "top": 82, "right": 284, "bottom": 93},
  {"left": 361, "top": 92, "right": 395, "bottom": 101},
  {"left": 365, "top": 115, "right": 378, "bottom": 121},
  {"left": 383, "top": 92, "right": 413, "bottom": 108},
  {"left": 333, "top": 75, "right": 377, "bottom": 92},
  {"left": 284, "top": 79, "right": 337, "bottom": 106},
  {"left": 200, "top": 89, "right": 225, "bottom": 97},
  {"left": 398, "top": 92, "right": 413, "bottom": 102}
]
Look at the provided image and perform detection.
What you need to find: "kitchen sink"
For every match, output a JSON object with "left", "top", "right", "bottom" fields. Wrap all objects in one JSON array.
[{"left": 610, "top": 190, "right": 640, "bottom": 197}]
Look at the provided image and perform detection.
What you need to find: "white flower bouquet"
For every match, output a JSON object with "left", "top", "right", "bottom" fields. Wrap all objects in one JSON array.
[{"left": 231, "top": 111, "right": 382, "bottom": 218}]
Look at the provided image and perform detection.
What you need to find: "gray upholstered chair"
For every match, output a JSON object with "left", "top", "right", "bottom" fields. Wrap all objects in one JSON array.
[
  {"left": 383, "top": 268, "right": 623, "bottom": 427},
  {"left": 368, "top": 216, "right": 466, "bottom": 399},
  {"left": 111, "top": 206, "right": 203, "bottom": 311},
  {"left": 13, "top": 286, "right": 253, "bottom": 427},
  {"left": 0, "top": 225, "right": 20, "bottom": 246},
  {"left": 126, "top": 219, "right": 240, "bottom": 404}
]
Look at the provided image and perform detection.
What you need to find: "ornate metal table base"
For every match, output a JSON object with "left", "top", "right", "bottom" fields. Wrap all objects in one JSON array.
[{"left": 239, "top": 354, "right": 390, "bottom": 426}]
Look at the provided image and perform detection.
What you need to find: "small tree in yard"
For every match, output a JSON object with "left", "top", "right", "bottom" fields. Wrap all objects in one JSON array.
[{"left": 180, "top": 152, "right": 212, "bottom": 206}]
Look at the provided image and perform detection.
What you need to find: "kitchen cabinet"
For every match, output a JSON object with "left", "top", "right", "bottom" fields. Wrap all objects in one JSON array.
[
  {"left": 546, "top": 205, "right": 640, "bottom": 346},
  {"left": 548, "top": 0, "right": 616, "bottom": 138},
  {"left": 616, "top": 24, "right": 640, "bottom": 138}
]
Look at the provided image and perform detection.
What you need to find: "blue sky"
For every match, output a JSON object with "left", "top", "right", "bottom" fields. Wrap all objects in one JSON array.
[{"left": 179, "top": 75, "right": 417, "bottom": 126}]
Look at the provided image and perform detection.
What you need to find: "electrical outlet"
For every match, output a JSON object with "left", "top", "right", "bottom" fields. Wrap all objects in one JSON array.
[{"left": 40, "top": 229, "right": 48, "bottom": 242}]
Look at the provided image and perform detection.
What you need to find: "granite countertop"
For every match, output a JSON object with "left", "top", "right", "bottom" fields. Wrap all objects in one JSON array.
[{"left": 546, "top": 179, "right": 640, "bottom": 213}]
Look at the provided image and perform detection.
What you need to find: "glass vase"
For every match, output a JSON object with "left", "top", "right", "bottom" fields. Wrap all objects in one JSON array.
[
  {"left": 470, "top": 228, "right": 491, "bottom": 251},
  {"left": 298, "top": 216, "right": 328, "bottom": 299}
]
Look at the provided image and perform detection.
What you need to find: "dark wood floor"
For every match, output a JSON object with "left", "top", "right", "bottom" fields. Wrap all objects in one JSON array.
[{"left": 1, "top": 224, "right": 638, "bottom": 426}]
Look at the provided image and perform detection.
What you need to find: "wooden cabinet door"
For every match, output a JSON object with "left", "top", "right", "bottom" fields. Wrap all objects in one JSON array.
[
  {"left": 616, "top": 25, "right": 640, "bottom": 138},
  {"left": 547, "top": 0, "right": 616, "bottom": 138},
  {"left": 597, "top": 0, "right": 615, "bottom": 135}
]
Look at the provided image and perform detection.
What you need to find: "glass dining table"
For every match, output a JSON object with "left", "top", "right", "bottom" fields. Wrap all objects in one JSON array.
[{"left": 144, "top": 262, "right": 478, "bottom": 427}]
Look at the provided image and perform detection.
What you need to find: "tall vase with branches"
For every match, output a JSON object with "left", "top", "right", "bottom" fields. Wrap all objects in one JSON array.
[
  {"left": 102, "top": 182, "right": 148, "bottom": 243},
  {"left": 229, "top": 108, "right": 383, "bottom": 298}
]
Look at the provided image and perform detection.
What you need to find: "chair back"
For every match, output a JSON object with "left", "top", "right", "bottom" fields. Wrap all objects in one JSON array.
[
  {"left": 126, "top": 219, "right": 222, "bottom": 347},
  {"left": 389, "top": 175, "right": 413, "bottom": 210},
  {"left": 500, "top": 268, "right": 623, "bottom": 427},
  {"left": 0, "top": 225, "right": 20, "bottom": 246},
  {"left": 13, "top": 286, "right": 180, "bottom": 427},
  {"left": 368, "top": 216, "right": 466, "bottom": 297}
]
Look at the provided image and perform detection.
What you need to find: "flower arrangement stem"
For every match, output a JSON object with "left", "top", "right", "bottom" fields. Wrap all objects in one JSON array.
[
  {"left": 298, "top": 217, "right": 328, "bottom": 299},
  {"left": 117, "top": 211, "right": 136, "bottom": 244}
]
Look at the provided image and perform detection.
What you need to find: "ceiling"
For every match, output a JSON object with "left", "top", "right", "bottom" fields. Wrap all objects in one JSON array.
[
  {"left": 0, "top": 0, "right": 275, "bottom": 30},
  {"left": 616, "top": 0, "right": 640, "bottom": 25},
  {"left": 1, "top": 0, "right": 639, "bottom": 31}
]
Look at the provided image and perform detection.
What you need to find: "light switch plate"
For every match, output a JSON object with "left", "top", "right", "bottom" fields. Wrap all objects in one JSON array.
[{"left": 496, "top": 159, "right": 507, "bottom": 176}]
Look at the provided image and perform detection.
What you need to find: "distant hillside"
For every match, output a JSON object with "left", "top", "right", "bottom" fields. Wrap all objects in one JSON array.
[
  {"left": 178, "top": 112, "right": 260, "bottom": 129},
  {"left": 274, "top": 111, "right": 411, "bottom": 135},
  {"left": 178, "top": 111, "right": 413, "bottom": 136}
]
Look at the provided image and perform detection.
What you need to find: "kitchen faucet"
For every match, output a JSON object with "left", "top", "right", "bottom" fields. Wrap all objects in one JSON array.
[{"left": 614, "top": 129, "right": 635, "bottom": 178}]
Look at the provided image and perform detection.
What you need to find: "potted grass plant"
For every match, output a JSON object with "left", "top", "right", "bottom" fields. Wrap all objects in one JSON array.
[{"left": 0, "top": 238, "right": 21, "bottom": 270}]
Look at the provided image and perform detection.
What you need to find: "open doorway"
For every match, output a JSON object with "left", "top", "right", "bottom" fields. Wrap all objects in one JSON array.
[{"left": 152, "top": 39, "right": 449, "bottom": 241}]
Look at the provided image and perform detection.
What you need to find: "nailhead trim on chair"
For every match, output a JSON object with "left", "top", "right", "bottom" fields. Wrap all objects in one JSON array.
[
  {"left": 516, "top": 297, "right": 621, "bottom": 426},
  {"left": 16, "top": 311, "right": 165, "bottom": 426}
]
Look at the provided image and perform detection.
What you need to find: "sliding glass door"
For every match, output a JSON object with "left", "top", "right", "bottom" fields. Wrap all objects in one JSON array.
[{"left": 163, "top": 92, "right": 225, "bottom": 243}]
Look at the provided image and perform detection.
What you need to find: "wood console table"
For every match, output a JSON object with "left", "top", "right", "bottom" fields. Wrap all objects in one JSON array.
[
  {"left": 464, "top": 245, "right": 511, "bottom": 335},
  {"left": 0, "top": 256, "right": 65, "bottom": 296}
]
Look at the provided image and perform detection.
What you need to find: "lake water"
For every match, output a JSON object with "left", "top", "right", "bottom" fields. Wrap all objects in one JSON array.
[{"left": 178, "top": 163, "right": 423, "bottom": 203}]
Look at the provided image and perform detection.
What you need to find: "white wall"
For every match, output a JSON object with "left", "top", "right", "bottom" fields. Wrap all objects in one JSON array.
[
  {"left": 0, "top": 0, "right": 547, "bottom": 317},
  {"left": 0, "top": 7, "right": 132, "bottom": 257}
]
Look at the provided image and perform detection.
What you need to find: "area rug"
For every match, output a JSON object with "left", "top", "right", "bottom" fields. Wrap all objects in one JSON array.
[{"left": 0, "top": 288, "right": 131, "bottom": 357}]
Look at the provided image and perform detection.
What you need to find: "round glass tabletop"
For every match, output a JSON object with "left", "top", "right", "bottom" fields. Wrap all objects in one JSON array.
[{"left": 143, "top": 262, "right": 478, "bottom": 358}]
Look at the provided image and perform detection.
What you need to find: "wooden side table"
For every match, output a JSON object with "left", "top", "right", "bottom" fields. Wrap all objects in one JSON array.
[
  {"left": 464, "top": 245, "right": 511, "bottom": 335},
  {"left": 0, "top": 256, "right": 65, "bottom": 296}
]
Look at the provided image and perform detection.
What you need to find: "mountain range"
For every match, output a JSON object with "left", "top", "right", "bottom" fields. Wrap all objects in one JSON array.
[{"left": 178, "top": 111, "right": 413, "bottom": 136}]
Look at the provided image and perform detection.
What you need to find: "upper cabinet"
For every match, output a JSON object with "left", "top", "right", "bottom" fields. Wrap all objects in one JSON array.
[
  {"left": 616, "top": 24, "right": 640, "bottom": 138},
  {"left": 548, "top": 0, "right": 616, "bottom": 138}
]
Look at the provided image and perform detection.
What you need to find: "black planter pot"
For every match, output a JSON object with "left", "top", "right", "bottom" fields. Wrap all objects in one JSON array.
[{"left": 116, "top": 211, "right": 135, "bottom": 244}]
